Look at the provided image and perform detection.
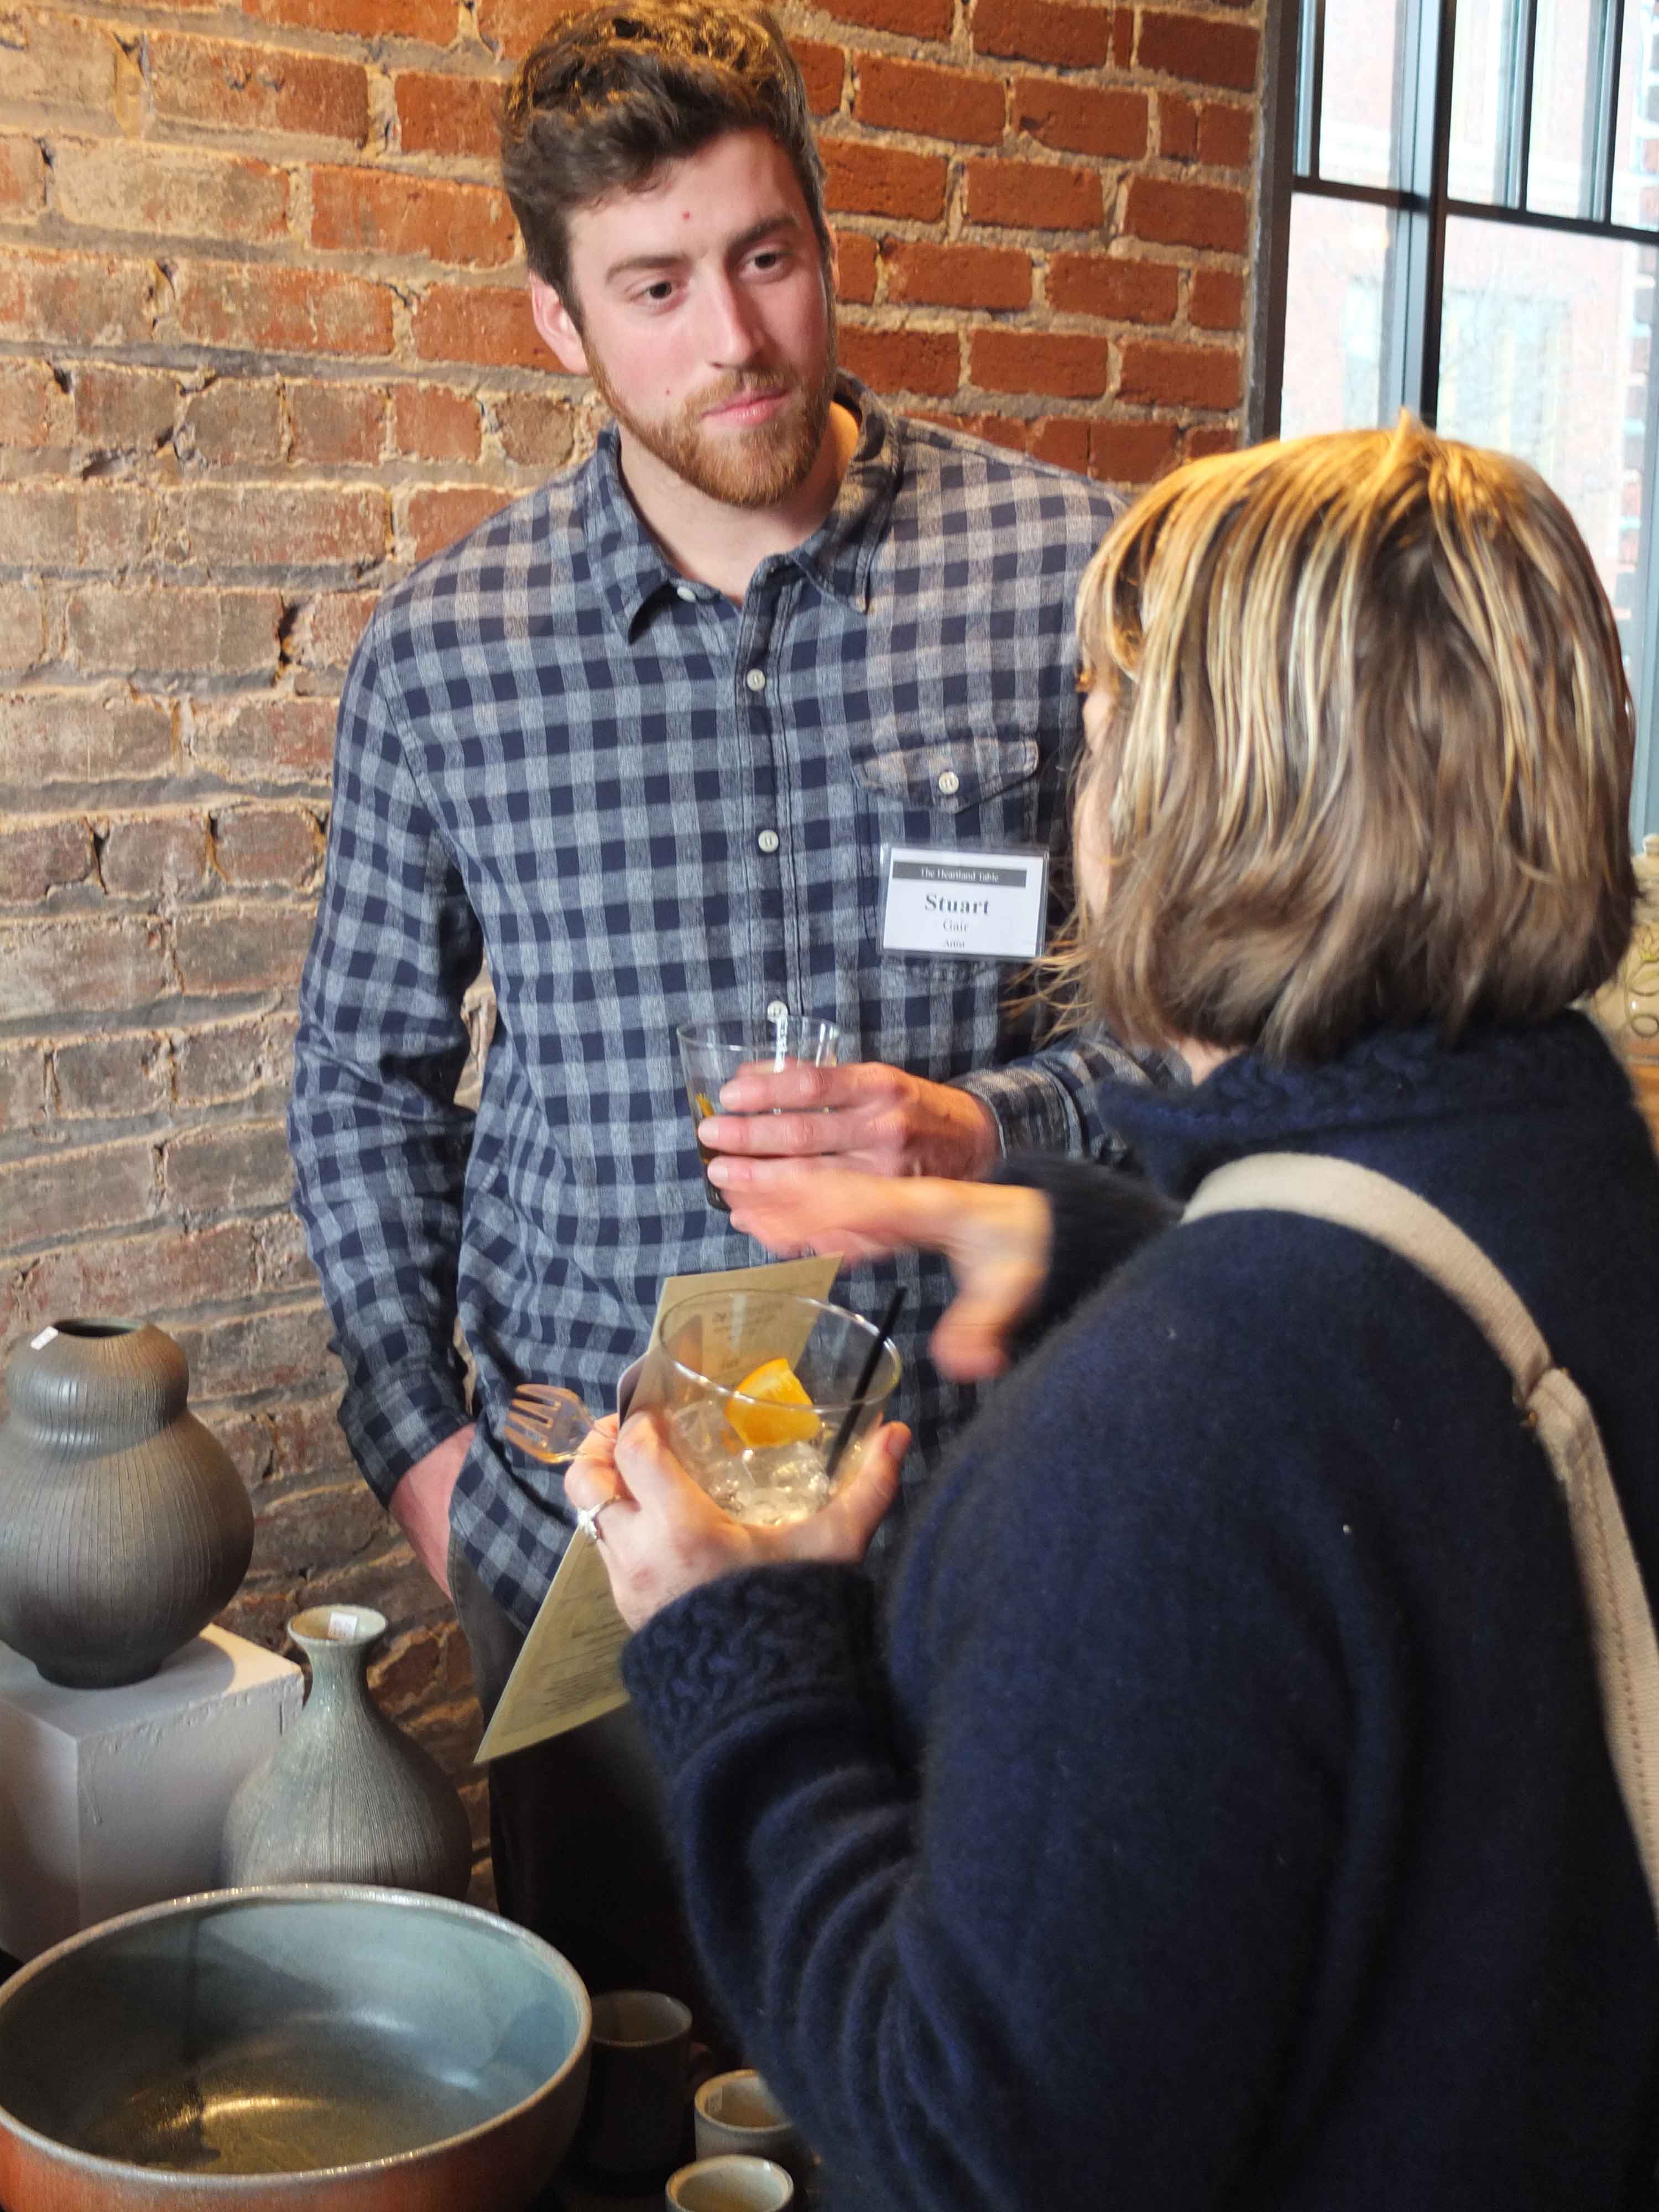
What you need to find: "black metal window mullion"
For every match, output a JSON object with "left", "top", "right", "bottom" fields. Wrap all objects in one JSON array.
[
  {"left": 1505, "top": 0, "right": 1540, "bottom": 210},
  {"left": 1592, "top": 0, "right": 1629, "bottom": 225}
]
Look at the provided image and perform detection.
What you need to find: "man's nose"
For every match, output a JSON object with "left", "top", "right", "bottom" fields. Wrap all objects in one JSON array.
[{"left": 702, "top": 274, "right": 766, "bottom": 363}]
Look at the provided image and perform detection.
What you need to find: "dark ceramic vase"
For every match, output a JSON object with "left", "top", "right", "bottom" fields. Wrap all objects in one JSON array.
[
  {"left": 0, "top": 1318, "right": 255, "bottom": 1688},
  {"left": 219, "top": 1605, "right": 474, "bottom": 1901}
]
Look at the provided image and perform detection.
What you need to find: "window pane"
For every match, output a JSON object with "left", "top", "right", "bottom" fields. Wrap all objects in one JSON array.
[
  {"left": 1315, "top": 0, "right": 1411, "bottom": 187},
  {"left": 1280, "top": 195, "right": 1398, "bottom": 439},
  {"left": 1438, "top": 219, "right": 1653, "bottom": 661},
  {"left": 1611, "top": 0, "right": 1659, "bottom": 228},
  {"left": 1526, "top": 0, "right": 1601, "bottom": 215},
  {"left": 1448, "top": 0, "right": 1519, "bottom": 203}
]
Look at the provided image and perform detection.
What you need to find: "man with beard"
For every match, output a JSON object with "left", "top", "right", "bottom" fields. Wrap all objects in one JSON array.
[{"left": 288, "top": 0, "right": 1159, "bottom": 2008}]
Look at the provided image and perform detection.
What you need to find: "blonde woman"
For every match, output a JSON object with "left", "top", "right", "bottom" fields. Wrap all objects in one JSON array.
[{"left": 567, "top": 421, "right": 1659, "bottom": 2210}]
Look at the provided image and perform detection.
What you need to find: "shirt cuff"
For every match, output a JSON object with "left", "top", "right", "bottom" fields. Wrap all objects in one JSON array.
[
  {"left": 338, "top": 1353, "right": 473, "bottom": 1506},
  {"left": 951, "top": 1065, "right": 1079, "bottom": 1162},
  {"left": 622, "top": 1563, "right": 879, "bottom": 1777}
]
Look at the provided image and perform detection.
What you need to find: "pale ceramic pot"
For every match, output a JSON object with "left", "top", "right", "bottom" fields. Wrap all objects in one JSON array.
[
  {"left": 220, "top": 1604, "right": 474, "bottom": 1900},
  {"left": 0, "top": 1318, "right": 254, "bottom": 1688}
]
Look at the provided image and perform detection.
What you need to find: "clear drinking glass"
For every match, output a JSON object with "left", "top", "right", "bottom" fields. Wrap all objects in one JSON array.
[
  {"left": 675, "top": 1016, "right": 841, "bottom": 1213},
  {"left": 645, "top": 1287, "right": 900, "bottom": 1526}
]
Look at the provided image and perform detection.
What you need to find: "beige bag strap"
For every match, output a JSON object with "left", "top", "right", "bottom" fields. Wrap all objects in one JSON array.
[{"left": 1186, "top": 1151, "right": 1659, "bottom": 1926}]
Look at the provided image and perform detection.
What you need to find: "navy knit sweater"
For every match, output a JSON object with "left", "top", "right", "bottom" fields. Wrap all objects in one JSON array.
[{"left": 622, "top": 1016, "right": 1659, "bottom": 2210}]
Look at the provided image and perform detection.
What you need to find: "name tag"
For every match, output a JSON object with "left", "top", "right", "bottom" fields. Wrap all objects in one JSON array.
[{"left": 880, "top": 844, "right": 1048, "bottom": 961}]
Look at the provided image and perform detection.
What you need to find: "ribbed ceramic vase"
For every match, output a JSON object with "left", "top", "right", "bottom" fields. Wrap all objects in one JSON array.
[
  {"left": 220, "top": 1605, "right": 474, "bottom": 1901},
  {"left": 0, "top": 1318, "right": 255, "bottom": 1688}
]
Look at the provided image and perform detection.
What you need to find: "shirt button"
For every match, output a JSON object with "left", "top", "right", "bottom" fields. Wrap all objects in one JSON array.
[
  {"left": 757, "top": 828, "right": 780, "bottom": 854},
  {"left": 937, "top": 769, "right": 961, "bottom": 796},
  {"left": 765, "top": 998, "right": 789, "bottom": 1022},
  {"left": 675, "top": 584, "right": 697, "bottom": 602},
  {"left": 745, "top": 668, "right": 768, "bottom": 693}
]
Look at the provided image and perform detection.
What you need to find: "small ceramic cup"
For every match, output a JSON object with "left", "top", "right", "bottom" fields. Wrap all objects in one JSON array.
[
  {"left": 666, "top": 2152, "right": 796, "bottom": 2211},
  {"left": 692, "top": 2070, "right": 805, "bottom": 2182},
  {"left": 575, "top": 1989, "right": 701, "bottom": 2180}
]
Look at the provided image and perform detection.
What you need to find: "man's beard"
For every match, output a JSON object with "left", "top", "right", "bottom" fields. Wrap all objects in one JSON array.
[{"left": 589, "top": 333, "right": 838, "bottom": 510}]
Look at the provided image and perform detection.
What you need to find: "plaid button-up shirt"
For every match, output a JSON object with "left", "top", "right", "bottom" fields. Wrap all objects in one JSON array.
[{"left": 290, "top": 378, "right": 1170, "bottom": 1630}]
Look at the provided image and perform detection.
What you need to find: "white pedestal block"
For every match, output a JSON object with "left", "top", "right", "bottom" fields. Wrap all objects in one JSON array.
[{"left": 0, "top": 1625, "right": 304, "bottom": 1961}]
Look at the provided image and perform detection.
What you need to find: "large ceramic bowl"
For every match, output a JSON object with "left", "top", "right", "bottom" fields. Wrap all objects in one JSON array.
[{"left": 0, "top": 1885, "right": 591, "bottom": 2212}]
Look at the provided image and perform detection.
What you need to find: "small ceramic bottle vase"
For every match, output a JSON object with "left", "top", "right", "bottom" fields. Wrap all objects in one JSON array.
[
  {"left": 0, "top": 1318, "right": 255, "bottom": 1688},
  {"left": 220, "top": 1605, "right": 473, "bottom": 1901}
]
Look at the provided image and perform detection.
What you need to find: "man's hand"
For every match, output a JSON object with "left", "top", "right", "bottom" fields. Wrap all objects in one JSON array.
[
  {"left": 388, "top": 1425, "right": 474, "bottom": 1597},
  {"left": 564, "top": 1411, "right": 908, "bottom": 1632},
  {"left": 726, "top": 1167, "right": 1052, "bottom": 1382},
  {"left": 700, "top": 1060, "right": 998, "bottom": 1188}
]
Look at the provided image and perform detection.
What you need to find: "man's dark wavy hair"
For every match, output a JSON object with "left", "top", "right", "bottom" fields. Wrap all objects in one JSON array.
[{"left": 499, "top": 1, "right": 831, "bottom": 318}]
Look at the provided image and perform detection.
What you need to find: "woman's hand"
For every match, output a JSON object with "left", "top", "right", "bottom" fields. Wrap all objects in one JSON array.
[
  {"left": 564, "top": 1410, "right": 910, "bottom": 1632},
  {"left": 718, "top": 1165, "right": 1053, "bottom": 1382}
]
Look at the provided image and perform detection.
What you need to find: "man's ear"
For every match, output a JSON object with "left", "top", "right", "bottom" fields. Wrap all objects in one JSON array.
[{"left": 529, "top": 275, "right": 590, "bottom": 375}]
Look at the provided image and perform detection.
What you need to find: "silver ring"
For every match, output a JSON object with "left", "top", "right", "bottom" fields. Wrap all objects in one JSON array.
[{"left": 575, "top": 1495, "right": 621, "bottom": 1546}]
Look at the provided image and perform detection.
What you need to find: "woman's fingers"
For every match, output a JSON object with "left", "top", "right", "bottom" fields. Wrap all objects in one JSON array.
[{"left": 724, "top": 1165, "right": 978, "bottom": 1260}]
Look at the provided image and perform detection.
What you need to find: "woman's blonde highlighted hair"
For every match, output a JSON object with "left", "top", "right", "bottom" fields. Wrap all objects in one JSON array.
[{"left": 1068, "top": 416, "right": 1636, "bottom": 1060}]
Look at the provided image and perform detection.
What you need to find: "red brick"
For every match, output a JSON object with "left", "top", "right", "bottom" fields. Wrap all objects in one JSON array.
[
  {"left": 0, "top": 1138, "right": 160, "bottom": 1255},
  {"left": 884, "top": 238, "right": 1030, "bottom": 311},
  {"left": 74, "top": 366, "right": 176, "bottom": 454},
  {"left": 0, "top": 135, "right": 48, "bottom": 216},
  {"left": 0, "top": 691, "right": 175, "bottom": 787},
  {"left": 179, "top": 377, "right": 285, "bottom": 467},
  {"left": 0, "top": 484, "right": 73, "bottom": 566},
  {"left": 254, "top": 1476, "right": 387, "bottom": 1577},
  {"left": 395, "top": 71, "right": 503, "bottom": 160},
  {"left": 474, "top": 0, "right": 587, "bottom": 56},
  {"left": 173, "top": 264, "right": 395, "bottom": 357},
  {"left": 50, "top": 1031, "right": 171, "bottom": 1120},
  {"left": 179, "top": 1300, "right": 336, "bottom": 1398},
  {"left": 149, "top": 33, "right": 370, "bottom": 143},
  {"left": 1123, "top": 175, "right": 1248, "bottom": 253},
  {"left": 174, "top": 487, "right": 389, "bottom": 575},
  {"left": 1118, "top": 337, "right": 1242, "bottom": 409},
  {"left": 51, "top": 142, "right": 289, "bottom": 245},
  {"left": 391, "top": 384, "right": 480, "bottom": 462},
  {"left": 1190, "top": 265, "right": 1244, "bottom": 331},
  {"left": 1198, "top": 102, "right": 1254, "bottom": 168},
  {"left": 187, "top": 695, "right": 336, "bottom": 786},
  {"left": 1014, "top": 79, "right": 1146, "bottom": 158},
  {"left": 0, "top": 816, "right": 95, "bottom": 902},
  {"left": 0, "top": 1223, "right": 262, "bottom": 1349},
  {"left": 791, "top": 38, "right": 845, "bottom": 117},
  {"left": 832, "top": 228, "right": 879, "bottom": 305},
  {"left": 263, "top": 1391, "right": 356, "bottom": 1484},
  {"left": 1159, "top": 92, "right": 1199, "bottom": 158},
  {"left": 412, "top": 283, "right": 549, "bottom": 368},
  {"left": 165, "top": 1119, "right": 295, "bottom": 1222},
  {"left": 966, "top": 157, "right": 1102, "bottom": 231},
  {"left": 1048, "top": 252, "right": 1178, "bottom": 322},
  {"left": 288, "top": 379, "right": 387, "bottom": 465},
  {"left": 0, "top": 915, "right": 171, "bottom": 1022},
  {"left": 1113, "top": 6, "right": 1133, "bottom": 64},
  {"left": 0, "top": 586, "right": 45, "bottom": 673},
  {"left": 172, "top": 902, "right": 315, "bottom": 995},
  {"left": 1136, "top": 9, "right": 1260, "bottom": 92},
  {"left": 0, "top": 361, "right": 72, "bottom": 449},
  {"left": 973, "top": 0, "right": 1113, "bottom": 68},
  {"left": 310, "top": 169, "right": 517, "bottom": 268},
  {"left": 239, "top": 0, "right": 456, "bottom": 41},
  {"left": 1029, "top": 416, "right": 1091, "bottom": 472},
  {"left": 210, "top": 804, "right": 325, "bottom": 890},
  {"left": 168, "top": 485, "right": 388, "bottom": 572},
  {"left": 403, "top": 486, "right": 514, "bottom": 564},
  {"left": 0, "top": 483, "right": 150, "bottom": 570},
  {"left": 0, "top": 1044, "right": 45, "bottom": 1134},
  {"left": 823, "top": 139, "right": 949, "bottom": 222},
  {"left": 1185, "top": 423, "right": 1238, "bottom": 460},
  {"left": 1089, "top": 415, "right": 1180, "bottom": 483},
  {"left": 818, "top": 0, "right": 952, "bottom": 39},
  {"left": 971, "top": 328, "right": 1110, "bottom": 398},
  {"left": 75, "top": 486, "right": 154, "bottom": 570},
  {"left": 97, "top": 811, "right": 211, "bottom": 901},
  {"left": 855, "top": 56, "right": 1005, "bottom": 145},
  {"left": 66, "top": 587, "right": 281, "bottom": 676},
  {"left": 837, "top": 325, "right": 959, "bottom": 397},
  {"left": 0, "top": 247, "right": 155, "bottom": 346},
  {"left": 173, "top": 1012, "right": 296, "bottom": 1110},
  {"left": 0, "top": 10, "right": 123, "bottom": 109},
  {"left": 491, "top": 393, "right": 579, "bottom": 467},
  {"left": 931, "top": 410, "right": 1030, "bottom": 451},
  {"left": 289, "top": 589, "right": 379, "bottom": 671}
]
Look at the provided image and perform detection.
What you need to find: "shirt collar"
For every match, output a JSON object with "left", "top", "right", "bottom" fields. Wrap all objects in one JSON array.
[{"left": 577, "top": 372, "right": 901, "bottom": 639}]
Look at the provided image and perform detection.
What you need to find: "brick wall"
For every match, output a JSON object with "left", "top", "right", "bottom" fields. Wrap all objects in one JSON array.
[{"left": 0, "top": 0, "right": 1265, "bottom": 1891}]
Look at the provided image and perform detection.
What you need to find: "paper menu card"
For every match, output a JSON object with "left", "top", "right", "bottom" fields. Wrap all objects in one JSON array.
[{"left": 474, "top": 1252, "right": 840, "bottom": 1764}]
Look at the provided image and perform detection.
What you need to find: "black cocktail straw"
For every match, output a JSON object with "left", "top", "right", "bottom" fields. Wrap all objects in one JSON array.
[{"left": 824, "top": 1286, "right": 905, "bottom": 1484}]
